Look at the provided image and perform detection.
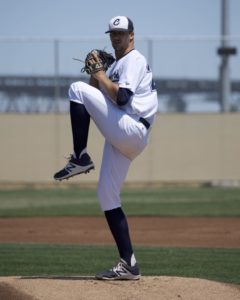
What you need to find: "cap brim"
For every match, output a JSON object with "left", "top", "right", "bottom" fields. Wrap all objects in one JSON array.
[{"left": 105, "top": 29, "right": 131, "bottom": 34}]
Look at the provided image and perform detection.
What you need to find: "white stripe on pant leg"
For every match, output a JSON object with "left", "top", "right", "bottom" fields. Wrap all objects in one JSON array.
[{"left": 97, "top": 141, "right": 131, "bottom": 212}]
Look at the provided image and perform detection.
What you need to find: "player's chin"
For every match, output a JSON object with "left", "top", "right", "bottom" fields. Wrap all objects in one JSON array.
[{"left": 112, "top": 43, "right": 122, "bottom": 51}]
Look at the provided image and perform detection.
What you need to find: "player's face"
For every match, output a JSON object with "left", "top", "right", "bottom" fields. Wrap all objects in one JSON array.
[{"left": 110, "top": 31, "right": 134, "bottom": 54}]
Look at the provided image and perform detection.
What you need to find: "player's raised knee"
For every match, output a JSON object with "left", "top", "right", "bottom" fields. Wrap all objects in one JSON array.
[{"left": 68, "top": 81, "right": 84, "bottom": 103}]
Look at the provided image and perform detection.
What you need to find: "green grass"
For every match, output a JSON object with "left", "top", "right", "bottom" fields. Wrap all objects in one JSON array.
[
  {"left": 0, "top": 244, "right": 239, "bottom": 284},
  {"left": 0, "top": 186, "right": 240, "bottom": 217}
]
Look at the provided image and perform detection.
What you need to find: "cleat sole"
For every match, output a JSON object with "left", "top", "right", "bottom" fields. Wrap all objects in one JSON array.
[{"left": 54, "top": 166, "right": 95, "bottom": 181}]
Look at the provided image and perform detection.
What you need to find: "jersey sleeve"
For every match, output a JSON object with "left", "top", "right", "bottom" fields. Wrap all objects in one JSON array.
[
  {"left": 116, "top": 88, "right": 133, "bottom": 106},
  {"left": 118, "top": 56, "right": 146, "bottom": 94}
]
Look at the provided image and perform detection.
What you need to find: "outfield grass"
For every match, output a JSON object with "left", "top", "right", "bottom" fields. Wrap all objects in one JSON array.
[
  {"left": 0, "top": 244, "right": 239, "bottom": 284},
  {"left": 0, "top": 186, "right": 239, "bottom": 217}
]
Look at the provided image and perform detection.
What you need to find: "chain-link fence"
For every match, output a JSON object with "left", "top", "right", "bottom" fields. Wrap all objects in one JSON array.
[{"left": 0, "top": 36, "right": 239, "bottom": 113}]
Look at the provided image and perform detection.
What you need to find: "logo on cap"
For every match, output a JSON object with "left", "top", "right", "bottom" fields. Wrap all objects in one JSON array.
[
  {"left": 105, "top": 16, "right": 134, "bottom": 34},
  {"left": 113, "top": 18, "right": 120, "bottom": 26}
]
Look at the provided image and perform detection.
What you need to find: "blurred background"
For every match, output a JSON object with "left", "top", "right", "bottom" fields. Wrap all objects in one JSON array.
[{"left": 0, "top": 0, "right": 239, "bottom": 186}]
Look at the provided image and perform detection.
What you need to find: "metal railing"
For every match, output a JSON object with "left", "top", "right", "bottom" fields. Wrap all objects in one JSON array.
[{"left": 0, "top": 36, "right": 239, "bottom": 113}]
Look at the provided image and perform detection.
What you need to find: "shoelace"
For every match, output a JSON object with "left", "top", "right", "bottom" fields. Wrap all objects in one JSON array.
[
  {"left": 112, "top": 261, "right": 125, "bottom": 272},
  {"left": 63, "top": 155, "right": 75, "bottom": 169}
]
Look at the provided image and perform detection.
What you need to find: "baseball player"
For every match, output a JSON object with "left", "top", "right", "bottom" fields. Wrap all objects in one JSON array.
[{"left": 54, "top": 16, "right": 158, "bottom": 280}]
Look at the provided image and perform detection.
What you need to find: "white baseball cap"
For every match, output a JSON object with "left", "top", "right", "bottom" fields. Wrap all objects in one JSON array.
[{"left": 105, "top": 16, "right": 134, "bottom": 33}]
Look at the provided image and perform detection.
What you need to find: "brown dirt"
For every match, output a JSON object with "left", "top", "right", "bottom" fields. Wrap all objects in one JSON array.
[
  {"left": 0, "top": 216, "right": 240, "bottom": 247},
  {"left": 1, "top": 216, "right": 240, "bottom": 299},
  {"left": 1, "top": 276, "right": 240, "bottom": 300}
]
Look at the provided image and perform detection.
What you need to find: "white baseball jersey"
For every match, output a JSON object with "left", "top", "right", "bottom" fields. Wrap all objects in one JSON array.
[{"left": 107, "top": 49, "right": 158, "bottom": 123}]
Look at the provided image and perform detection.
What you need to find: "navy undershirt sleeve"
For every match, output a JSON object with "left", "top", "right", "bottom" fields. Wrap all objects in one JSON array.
[{"left": 116, "top": 88, "right": 133, "bottom": 106}]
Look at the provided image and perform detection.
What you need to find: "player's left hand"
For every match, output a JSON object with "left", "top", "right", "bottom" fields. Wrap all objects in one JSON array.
[{"left": 81, "top": 49, "right": 115, "bottom": 75}]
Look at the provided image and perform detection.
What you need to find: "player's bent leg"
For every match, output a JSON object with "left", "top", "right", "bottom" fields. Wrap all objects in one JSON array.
[
  {"left": 68, "top": 81, "right": 148, "bottom": 160},
  {"left": 54, "top": 82, "right": 99, "bottom": 181},
  {"left": 55, "top": 81, "right": 147, "bottom": 181},
  {"left": 53, "top": 91, "right": 94, "bottom": 181}
]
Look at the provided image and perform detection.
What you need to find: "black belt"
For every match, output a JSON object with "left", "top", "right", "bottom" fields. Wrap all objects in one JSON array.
[{"left": 139, "top": 117, "right": 150, "bottom": 129}]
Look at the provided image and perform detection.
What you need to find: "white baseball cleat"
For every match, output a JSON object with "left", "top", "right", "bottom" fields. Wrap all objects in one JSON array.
[
  {"left": 54, "top": 153, "right": 95, "bottom": 181},
  {"left": 95, "top": 259, "right": 141, "bottom": 280}
]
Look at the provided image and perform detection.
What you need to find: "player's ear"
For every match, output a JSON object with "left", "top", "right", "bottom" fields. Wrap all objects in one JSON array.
[{"left": 129, "top": 32, "right": 134, "bottom": 41}]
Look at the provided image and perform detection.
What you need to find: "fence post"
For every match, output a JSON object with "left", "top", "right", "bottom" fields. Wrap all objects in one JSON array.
[
  {"left": 53, "top": 39, "right": 60, "bottom": 171},
  {"left": 54, "top": 39, "right": 60, "bottom": 113}
]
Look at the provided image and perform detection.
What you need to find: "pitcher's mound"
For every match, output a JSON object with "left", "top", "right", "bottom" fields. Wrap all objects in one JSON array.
[{"left": 1, "top": 276, "right": 239, "bottom": 300}]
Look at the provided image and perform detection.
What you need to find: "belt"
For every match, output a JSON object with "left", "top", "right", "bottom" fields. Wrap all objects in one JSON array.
[{"left": 139, "top": 117, "right": 150, "bottom": 130}]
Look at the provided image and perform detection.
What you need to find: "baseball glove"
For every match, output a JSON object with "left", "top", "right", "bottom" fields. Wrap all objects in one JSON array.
[{"left": 81, "top": 49, "right": 115, "bottom": 75}]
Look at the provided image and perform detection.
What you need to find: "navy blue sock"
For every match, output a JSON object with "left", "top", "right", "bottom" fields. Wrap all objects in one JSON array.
[
  {"left": 105, "top": 207, "right": 134, "bottom": 266},
  {"left": 70, "top": 101, "right": 90, "bottom": 159}
]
